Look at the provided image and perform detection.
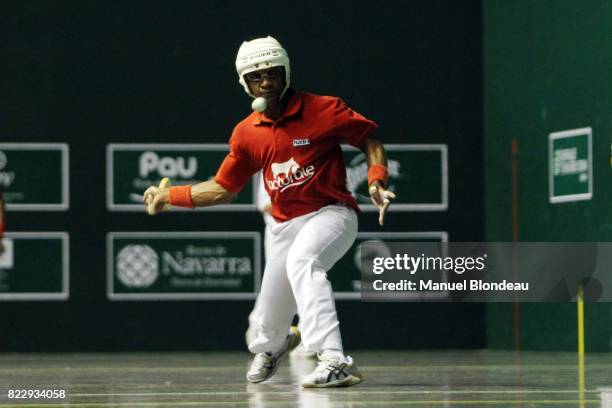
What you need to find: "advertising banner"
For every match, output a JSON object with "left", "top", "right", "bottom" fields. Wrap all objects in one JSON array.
[
  {"left": 0, "top": 232, "right": 69, "bottom": 300},
  {"left": 0, "top": 144, "right": 69, "bottom": 211},
  {"left": 108, "top": 232, "right": 261, "bottom": 300}
]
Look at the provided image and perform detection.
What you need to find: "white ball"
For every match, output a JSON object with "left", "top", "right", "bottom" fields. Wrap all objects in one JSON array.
[{"left": 251, "top": 97, "right": 267, "bottom": 113}]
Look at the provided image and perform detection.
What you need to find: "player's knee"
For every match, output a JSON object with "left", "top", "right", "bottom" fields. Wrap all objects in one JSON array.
[
  {"left": 286, "top": 254, "right": 311, "bottom": 277},
  {"left": 286, "top": 254, "right": 328, "bottom": 283}
]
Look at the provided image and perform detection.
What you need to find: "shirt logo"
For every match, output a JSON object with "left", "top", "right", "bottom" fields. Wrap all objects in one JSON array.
[
  {"left": 292, "top": 138, "right": 310, "bottom": 147},
  {"left": 267, "top": 157, "right": 315, "bottom": 192}
]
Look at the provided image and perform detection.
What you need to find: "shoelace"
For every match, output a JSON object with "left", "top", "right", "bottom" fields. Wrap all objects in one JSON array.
[
  {"left": 315, "top": 358, "right": 345, "bottom": 374},
  {"left": 253, "top": 353, "right": 274, "bottom": 369}
]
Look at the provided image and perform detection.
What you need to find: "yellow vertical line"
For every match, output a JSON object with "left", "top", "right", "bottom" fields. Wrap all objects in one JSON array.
[
  {"left": 511, "top": 139, "right": 521, "bottom": 385},
  {"left": 577, "top": 284, "right": 585, "bottom": 408}
]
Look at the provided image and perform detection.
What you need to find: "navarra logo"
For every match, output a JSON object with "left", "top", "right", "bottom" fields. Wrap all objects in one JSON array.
[
  {"left": 161, "top": 251, "right": 252, "bottom": 276},
  {"left": 139, "top": 151, "right": 197, "bottom": 178},
  {"left": 267, "top": 157, "right": 315, "bottom": 192},
  {"left": 116, "top": 245, "right": 159, "bottom": 288}
]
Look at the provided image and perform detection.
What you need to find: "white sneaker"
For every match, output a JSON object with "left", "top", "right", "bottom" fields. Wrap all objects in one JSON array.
[
  {"left": 246, "top": 328, "right": 301, "bottom": 383},
  {"left": 301, "top": 355, "right": 363, "bottom": 388}
]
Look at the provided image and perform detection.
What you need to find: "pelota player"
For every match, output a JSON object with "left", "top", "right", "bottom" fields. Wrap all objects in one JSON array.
[{"left": 144, "top": 36, "right": 395, "bottom": 388}]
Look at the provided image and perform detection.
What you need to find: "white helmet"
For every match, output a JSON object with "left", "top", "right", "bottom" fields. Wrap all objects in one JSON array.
[{"left": 235, "top": 36, "right": 291, "bottom": 98}]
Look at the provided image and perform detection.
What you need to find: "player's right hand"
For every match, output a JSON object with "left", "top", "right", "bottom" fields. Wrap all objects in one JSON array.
[{"left": 143, "top": 186, "right": 169, "bottom": 216}]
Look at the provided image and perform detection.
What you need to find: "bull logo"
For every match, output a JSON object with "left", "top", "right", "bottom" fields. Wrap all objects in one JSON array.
[
  {"left": 267, "top": 157, "right": 315, "bottom": 192},
  {"left": 271, "top": 158, "right": 300, "bottom": 179}
]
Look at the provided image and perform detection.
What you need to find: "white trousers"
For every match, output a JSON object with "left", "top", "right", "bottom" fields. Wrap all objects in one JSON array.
[{"left": 248, "top": 204, "right": 358, "bottom": 354}]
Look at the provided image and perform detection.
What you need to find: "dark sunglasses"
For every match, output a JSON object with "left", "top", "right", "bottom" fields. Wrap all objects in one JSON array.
[{"left": 244, "top": 67, "right": 284, "bottom": 83}]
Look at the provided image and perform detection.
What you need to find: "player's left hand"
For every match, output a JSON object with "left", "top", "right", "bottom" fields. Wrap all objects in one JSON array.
[{"left": 369, "top": 182, "right": 396, "bottom": 226}]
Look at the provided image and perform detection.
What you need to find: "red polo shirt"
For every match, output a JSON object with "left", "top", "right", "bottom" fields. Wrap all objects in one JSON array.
[{"left": 215, "top": 91, "right": 377, "bottom": 222}]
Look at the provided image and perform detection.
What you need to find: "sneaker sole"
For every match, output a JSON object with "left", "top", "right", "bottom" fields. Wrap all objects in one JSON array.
[
  {"left": 301, "top": 374, "right": 363, "bottom": 388},
  {"left": 247, "top": 328, "right": 302, "bottom": 384},
  {"left": 247, "top": 361, "right": 283, "bottom": 383}
]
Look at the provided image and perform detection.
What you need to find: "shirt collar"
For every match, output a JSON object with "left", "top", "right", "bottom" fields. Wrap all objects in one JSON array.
[{"left": 252, "top": 90, "right": 302, "bottom": 126}]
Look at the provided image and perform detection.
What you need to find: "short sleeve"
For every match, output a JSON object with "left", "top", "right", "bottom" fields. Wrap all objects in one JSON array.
[
  {"left": 214, "top": 134, "right": 260, "bottom": 193},
  {"left": 331, "top": 98, "right": 378, "bottom": 149}
]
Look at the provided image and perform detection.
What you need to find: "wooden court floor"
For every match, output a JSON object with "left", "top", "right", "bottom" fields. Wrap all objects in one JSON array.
[{"left": 0, "top": 350, "right": 610, "bottom": 407}]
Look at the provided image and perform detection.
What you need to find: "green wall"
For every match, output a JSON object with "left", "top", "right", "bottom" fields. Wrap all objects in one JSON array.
[
  {"left": 485, "top": 0, "right": 612, "bottom": 350},
  {"left": 1, "top": 1, "right": 484, "bottom": 351}
]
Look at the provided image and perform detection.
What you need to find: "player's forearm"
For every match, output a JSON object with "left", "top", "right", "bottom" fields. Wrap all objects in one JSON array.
[
  {"left": 363, "top": 137, "right": 387, "bottom": 167},
  {"left": 362, "top": 137, "right": 395, "bottom": 226},
  {"left": 362, "top": 137, "right": 389, "bottom": 188},
  {"left": 190, "top": 180, "right": 236, "bottom": 206}
]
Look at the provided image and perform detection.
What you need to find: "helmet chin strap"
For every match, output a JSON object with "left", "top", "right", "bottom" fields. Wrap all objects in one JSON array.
[
  {"left": 248, "top": 77, "right": 290, "bottom": 100},
  {"left": 269, "top": 86, "right": 291, "bottom": 110},
  {"left": 245, "top": 81, "right": 289, "bottom": 100},
  {"left": 279, "top": 84, "right": 290, "bottom": 101},
  {"left": 251, "top": 84, "right": 290, "bottom": 104}
]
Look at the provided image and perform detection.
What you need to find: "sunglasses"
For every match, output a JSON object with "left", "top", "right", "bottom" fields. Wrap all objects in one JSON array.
[{"left": 244, "top": 67, "right": 284, "bottom": 83}]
